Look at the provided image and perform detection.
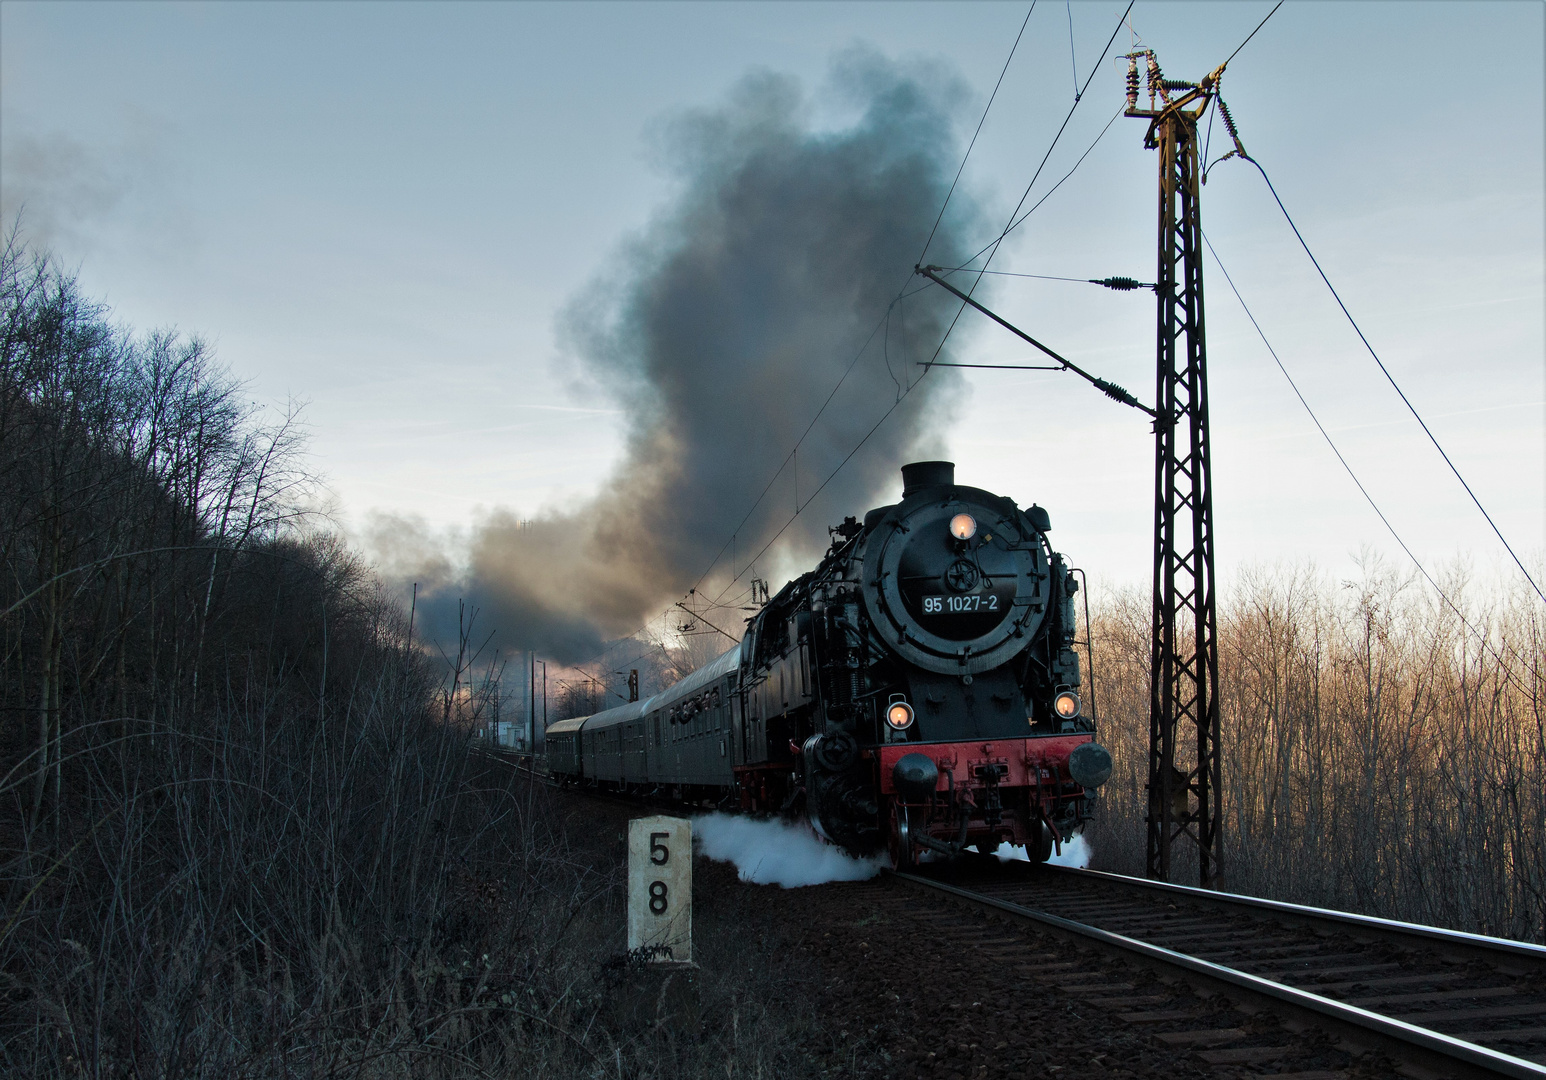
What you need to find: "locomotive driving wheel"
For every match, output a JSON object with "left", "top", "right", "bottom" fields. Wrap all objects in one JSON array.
[
  {"left": 1032, "top": 818, "right": 1054, "bottom": 863},
  {"left": 888, "top": 802, "right": 917, "bottom": 871}
]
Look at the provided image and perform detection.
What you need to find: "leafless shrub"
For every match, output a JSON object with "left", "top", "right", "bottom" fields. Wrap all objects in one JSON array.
[
  {"left": 1086, "top": 560, "right": 1545, "bottom": 943},
  {"left": 0, "top": 239, "right": 828, "bottom": 1078}
]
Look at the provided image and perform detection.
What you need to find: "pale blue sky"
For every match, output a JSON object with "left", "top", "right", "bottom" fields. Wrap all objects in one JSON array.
[{"left": 4, "top": 1, "right": 1542, "bottom": 603}]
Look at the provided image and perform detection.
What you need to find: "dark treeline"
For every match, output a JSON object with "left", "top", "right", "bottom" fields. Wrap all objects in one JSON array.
[
  {"left": 1, "top": 238, "right": 311, "bottom": 833},
  {"left": 0, "top": 241, "right": 823, "bottom": 1078}
]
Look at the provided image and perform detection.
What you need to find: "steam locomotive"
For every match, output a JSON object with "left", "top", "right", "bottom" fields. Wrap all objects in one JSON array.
[{"left": 545, "top": 461, "right": 1112, "bottom": 867}]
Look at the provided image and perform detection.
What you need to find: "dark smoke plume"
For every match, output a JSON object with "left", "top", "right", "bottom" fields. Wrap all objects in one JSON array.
[{"left": 376, "top": 50, "right": 986, "bottom": 663}]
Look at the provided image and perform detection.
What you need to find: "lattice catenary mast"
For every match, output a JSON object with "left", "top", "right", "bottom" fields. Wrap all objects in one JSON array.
[{"left": 1125, "top": 50, "right": 1225, "bottom": 887}]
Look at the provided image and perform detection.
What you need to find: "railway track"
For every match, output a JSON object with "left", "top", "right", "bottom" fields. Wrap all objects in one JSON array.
[
  {"left": 488, "top": 755, "right": 1546, "bottom": 1075},
  {"left": 888, "top": 862, "right": 1546, "bottom": 1079}
]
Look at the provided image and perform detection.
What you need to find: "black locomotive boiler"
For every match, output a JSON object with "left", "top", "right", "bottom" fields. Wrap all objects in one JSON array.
[{"left": 545, "top": 461, "right": 1112, "bottom": 867}]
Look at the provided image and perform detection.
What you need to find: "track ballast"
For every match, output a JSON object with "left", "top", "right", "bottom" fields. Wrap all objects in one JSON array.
[{"left": 893, "top": 861, "right": 1546, "bottom": 1079}]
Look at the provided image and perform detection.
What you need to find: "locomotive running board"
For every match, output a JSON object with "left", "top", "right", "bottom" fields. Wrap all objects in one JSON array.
[{"left": 890, "top": 872, "right": 1546, "bottom": 1080}]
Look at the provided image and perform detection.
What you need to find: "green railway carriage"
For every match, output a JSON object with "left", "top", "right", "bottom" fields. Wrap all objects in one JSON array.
[{"left": 549, "top": 643, "right": 742, "bottom": 796}]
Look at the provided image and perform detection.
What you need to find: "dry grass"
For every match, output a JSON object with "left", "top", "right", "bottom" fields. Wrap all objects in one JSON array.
[{"left": 0, "top": 238, "right": 830, "bottom": 1078}]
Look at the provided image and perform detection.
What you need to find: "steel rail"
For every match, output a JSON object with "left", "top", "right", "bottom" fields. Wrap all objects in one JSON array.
[
  {"left": 1046, "top": 864, "right": 1546, "bottom": 967},
  {"left": 892, "top": 871, "right": 1546, "bottom": 1080}
]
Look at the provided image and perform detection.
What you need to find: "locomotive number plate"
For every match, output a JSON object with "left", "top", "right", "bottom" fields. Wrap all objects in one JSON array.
[{"left": 922, "top": 593, "right": 1001, "bottom": 614}]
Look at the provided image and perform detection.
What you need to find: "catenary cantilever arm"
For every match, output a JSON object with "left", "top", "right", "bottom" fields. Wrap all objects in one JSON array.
[{"left": 916, "top": 264, "right": 1156, "bottom": 418}]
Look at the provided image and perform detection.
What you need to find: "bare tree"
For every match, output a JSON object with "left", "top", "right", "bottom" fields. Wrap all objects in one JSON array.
[{"left": 1085, "top": 560, "right": 1544, "bottom": 943}]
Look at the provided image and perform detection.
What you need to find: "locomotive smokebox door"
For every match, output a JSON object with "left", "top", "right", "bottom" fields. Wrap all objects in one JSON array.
[{"left": 628, "top": 816, "right": 692, "bottom": 964}]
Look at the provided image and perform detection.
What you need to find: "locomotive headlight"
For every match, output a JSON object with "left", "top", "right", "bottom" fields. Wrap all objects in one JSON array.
[
  {"left": 886, "top": 701, "right": 916, "bottom": 730},
  {"left": 1053, "top": 691, "right": 1082, "bottom": 720},
  {"left": 949, "top": 513, "right": 977, "bottom": 540}
]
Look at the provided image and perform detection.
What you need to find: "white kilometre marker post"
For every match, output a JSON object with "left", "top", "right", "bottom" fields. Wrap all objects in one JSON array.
[{"left": 627, "top": 816, "right": 692, "bottom": 964}]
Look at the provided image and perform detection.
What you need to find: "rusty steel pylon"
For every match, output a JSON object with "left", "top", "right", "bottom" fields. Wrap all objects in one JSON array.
[{"left": 1125, "top": 50, "right": 1223, "bottom": 887}]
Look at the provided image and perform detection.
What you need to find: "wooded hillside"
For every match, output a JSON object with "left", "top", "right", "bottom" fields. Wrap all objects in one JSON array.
[{"left": 0, "top": 242, "right": 596, "bottom": 1077}]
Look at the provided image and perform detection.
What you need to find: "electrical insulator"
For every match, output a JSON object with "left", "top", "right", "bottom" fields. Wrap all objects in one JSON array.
[
  {"left": 1146, "top": 53, "right": 1166, "bottom": 105},
  {"left": 1092, "top": 378, "right": 1142, "bottom": 409},
  {"left": 1093, "top": 276, "right": 1147, "bottom": 292},
  {"left": 1217, "top": 98, "right": 1239, "bottom": 138}
]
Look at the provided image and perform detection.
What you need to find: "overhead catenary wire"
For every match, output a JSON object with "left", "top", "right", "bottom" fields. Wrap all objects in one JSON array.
[
  {"left": 1223, "top": 0, "right": 1284, "bottom": 68},
  {"left": 705, "top": 3, "right": 1137, "bottom": 611},
  {"left": 1201, "top": 0, "right": 1541, "bottom": 608},
  {"left": 914, "top": 264, "right": 1155, "bottom": 414},
  {"left": 975, "top": 7, "right": 1132, "bottom": 265},
  {"left": 917, "top": 2, "right": 1036, "bottom": 268},
  {"left": 947, "top": 101, "right": 1125, "bottom": 272},
  {"left": 699, "top": 4, "right": 1116, "bottom": 605},
  {"left": 899, "top": 11, "right": 1132, "bottom": 414},
  {"left": 684, "top": 304, "right": 891, "bottom": 596},
  {"left": 928, "top": 267, "right": 1154, "bottom": 290},
  {"left": 998, "top": 4, "right": 1132, "bottom": 243},
  {"left": 1203, "top": 230, "right": 1532, "bottom": 674},
  {"left": 924, "top": 362, "right": 1063, "bottom": 371},
  {"left": 570, "top": 3, "right": 1139, "bottom": 670},
  {"left": 685, "top": 2, "right": 1044, "bottom": 603},
  {"left": 566, "top": 5, "right": 1056, "bottom": 670},
  {"left": 1231, "top": 153, "right": 1545, "bottom": 606},
  {"left": 1066, "top": 1, "right": 1080, "bottom": 100},
  {"left": 707, "top": 377, "right": 927, "bottom": 609},
  {"left": 910, "top": 6, "right": 1132, "bottom": 382}
]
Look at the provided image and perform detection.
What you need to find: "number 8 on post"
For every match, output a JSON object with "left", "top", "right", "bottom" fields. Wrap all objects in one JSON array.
[{"left": 627, "top": 816, "right": 692, "bottom": 964}]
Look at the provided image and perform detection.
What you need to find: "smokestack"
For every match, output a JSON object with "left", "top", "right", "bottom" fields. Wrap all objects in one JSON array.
[{"left": 901, "top": 460, "right": 955, "bottom": 497}]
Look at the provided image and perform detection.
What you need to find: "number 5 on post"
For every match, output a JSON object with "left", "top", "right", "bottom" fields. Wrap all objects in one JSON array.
[{"left": 628, "top": 816, "right": 692, "bottom": 964}]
